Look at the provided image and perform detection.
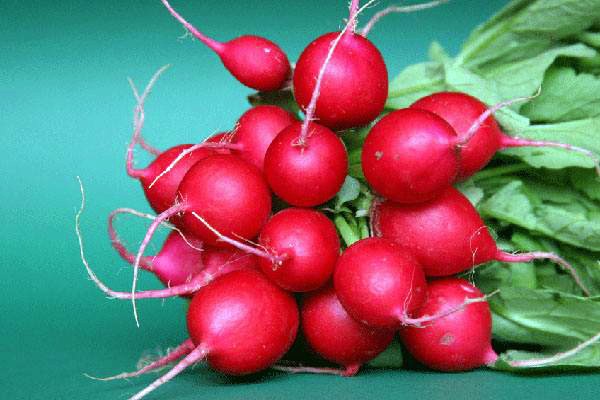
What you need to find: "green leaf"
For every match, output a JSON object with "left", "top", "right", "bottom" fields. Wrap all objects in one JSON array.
[
  {"left": 479, "top": 180, "right": 600, "bottom": 251},
  {"left": 386, "top": 61, "right": 445, "bottom": 109},
  {"left": 334, "top": 176, "right": 361, "bottom": 211},
  {"left": 521, "top": 67, "right": 600, "bottom": 122},
  {"left": 489, "top": 288, "right": 600, "bottom": 346},
  {"left": 570, "top": 169, "right": 600, "bottom": 201},
  {"left": 501, "top": 117, "right": 600, "bottom": 171},
  {"left": 366, "top": 339, "right": 404, "bottom": 369},
  {"left": 493, "top": 345, "right": 600, "bottom": 372}
]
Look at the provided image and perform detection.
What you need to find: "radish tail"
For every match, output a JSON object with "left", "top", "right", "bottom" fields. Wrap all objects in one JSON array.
[
  {"left": 361, "top": 0, "right": 450, "bottom": 36},
  {"left": 273, "top": 363, "right": 360, "bottom": 377}
]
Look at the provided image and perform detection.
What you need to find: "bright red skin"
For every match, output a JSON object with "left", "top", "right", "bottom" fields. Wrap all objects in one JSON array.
[
  {"left": 178, "top": 155, "right": 272, "bottom": 248},
  {"left": 372, "top": 187, "right": 499, "bottom": 277},
  {"left": 333, "top": 238, "right": 427, "bottom": 330},
  {"left": 411, "top": 92, "right": 503, "bottom": 180},
  {"left": 151, "top": 232, "right": 204, "bottom": 293},
  {"left": 221, "top": 35, "right": 291, "bottom": 92},
  {"left": 293, "top": 32, "right": 388, "bottom": 130},
  {"left": 258, "top": 208, "right": 340, "bottom": 292},
  {"left": 400, "top": 278, "right": 497, "bottom": 371},
  {"left": 187, "top": 269, "right": 299, "bottom": 375},
  {"left": 362, "top": 108, "right": 459, "bottom": 204},
  {"left": 302, "top": 286, "right": 394, "bottom": 369},
  {"left": 201, "top": 245, "right": 258, "bottom": 274},
  {"left": 264, "top": 122, "right": 348, "bottom": 207},
  {"left": 139, "top": 144, "right": 215, "bottom": 214},
  {"left": 232, "top": 105, "right": 297, "bottom": 171}
]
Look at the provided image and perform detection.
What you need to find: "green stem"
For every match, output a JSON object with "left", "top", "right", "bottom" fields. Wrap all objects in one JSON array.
[
  {"left": 334, "top": 215, "right": 360, "bottom": 247},
  {"left": 358, "top": 217, "right": 370, "bottom": 239},
  {"left": 472, "top": 163, "right": 530, "bottom": 181}
]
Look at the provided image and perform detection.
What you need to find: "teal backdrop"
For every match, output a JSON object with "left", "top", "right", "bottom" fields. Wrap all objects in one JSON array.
[{"left": 3, "top": 0, "right": 599, "bottom": 399}]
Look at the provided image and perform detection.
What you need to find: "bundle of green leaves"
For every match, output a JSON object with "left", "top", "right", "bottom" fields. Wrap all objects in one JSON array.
[{"left": 251, "top": 0, "right": 600, "bottom": 371}]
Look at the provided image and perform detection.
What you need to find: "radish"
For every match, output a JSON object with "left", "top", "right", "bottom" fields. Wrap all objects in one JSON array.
[
  {"left": 161, "top": 0, "right": 290, "bottom": 91},
  {"left": 333, "top": 237, "right": 427, "bottom": 329},
  {"left": 361, "top": 108, "right": 459, "bottom": 203},
  {"left": 257, "top": 208, "right": 340, "bottom": 292},
  {"left": 95, "top": 269, "right": 299, "bottom": 400},
  {"left": 263, "top": 121, "right": 348, "bottom": 207},
  {"left": 411, "top": 91, "right": 600, "bottom": 179},
  {"left": 297, "top": 285, "right": 394, "bottom": 375},
  {"left": 107, "top": 208, "right": 257, "bottom": 297},
  {"left": 400, "top": 278, "right": 498, "bottom": 371},
  {"left": 293, "top": 1, "right": 387, "bottom": 130},
  {"left": 109, "top": 208, "right": 204, "bottom": 294},
  {"left": 231, "top": 105, "right": 297, "bottom": 170},
  {"left": 360, "top": 0, "right": 450, "bottom": 36},
  {"left": 372, "top": 187, "right": 590, "bottom": 295},
  {"left": 204, "top": 132, "right": 234, "bottom": 154}
]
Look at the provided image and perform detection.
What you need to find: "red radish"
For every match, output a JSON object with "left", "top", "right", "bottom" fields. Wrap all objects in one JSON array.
[
  {"left": 400, "top": 278, "right": 498, "bottom": 371},
  {"left": 257, "top": 208, "right": 340, "bottom": 292},
  {"left": 372, "top": 187, "right": 590, "bottom": 295},
  {"left": 333, "top": 237, "right": 427, "bottom": 329},
  {"left": 109, "top": 209, "right": 204, "bottom": 293},
  {"left": 264, "top": 121, "right": 348, "bottom": 206},
  {"left": 161, "top": 0, "right": 290, "bottom": 91},
  {"left": 293, "top": 0, "right": 387, "bottom": 130},
  {"left": 231, "top": 105, "right": 297, "bottom": 170},
  {"left": 201, "top": 246, "right": 258, "bottom": 275},
  {"left": 96, "top": 270, "right": 299, "bottom": 400},
  {"left": 361, "top": 108, "right": 459, "bottom": 203},
  {"left": 411, "top": 91, "right": 600, "bottom": 179},
  {"left": 300, "top": 285, "right": 394, "bottom": 375}
]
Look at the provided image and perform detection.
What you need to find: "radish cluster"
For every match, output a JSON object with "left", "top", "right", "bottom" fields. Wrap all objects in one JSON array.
[{"left": 77, "top": 2, "right": 596, "bottom": 399}]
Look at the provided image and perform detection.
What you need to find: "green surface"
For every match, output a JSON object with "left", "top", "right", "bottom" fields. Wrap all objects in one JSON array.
[{"left": 3, "top": 0, "right": 599, "bottom": 399}]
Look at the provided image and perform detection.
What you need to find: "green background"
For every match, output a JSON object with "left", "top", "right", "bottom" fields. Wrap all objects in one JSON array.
[{"left": 3, "top": 0, "right": 599, "bottom": 398}]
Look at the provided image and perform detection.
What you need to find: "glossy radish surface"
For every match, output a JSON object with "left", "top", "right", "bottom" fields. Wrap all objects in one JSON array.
[
  {"left": 293, "top": 31, "right": 388, "bottom": 130},
  {"left": 264, "top": 121, "right": 348, "bottom": 207},
  {"left": 258, "top": 208, "right": 340, "bottom": 292},
  {"left": 302, "top": 285, "right": 394, "bottom": 374},
  {"left": 187, "top": 269, "right": 299, "bottom": 375},
  {"left": 334, "top": 238, "right": 427, "bottom": 329},
  {"left": 400, "top": 278, "right": 497, "bottom": 371},
  {"left": 231, "top": 105, "right": 297, "bottom": 170},
  {"left": 361, "top": 108, "right": 459, "bottom": 203}
]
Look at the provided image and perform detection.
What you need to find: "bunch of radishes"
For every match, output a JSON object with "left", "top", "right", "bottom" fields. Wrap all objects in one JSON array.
[{"left": 78, "top": 1, "right": 599, "bottom": 399}]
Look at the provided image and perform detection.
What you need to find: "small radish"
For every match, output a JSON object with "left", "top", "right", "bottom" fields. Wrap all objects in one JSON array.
[
  {"left": 94, "top": 270, "right": 299, "bottom": 400},
  {"left": 372, "top": 187, "right": 590, "bottom": 295},
  {"left": 411, "top": 91, "right": 600, "bottom": 179},
  {"left": 333, "top": 237, "right": 427, "bottom": 329},
  {"left": 361, "top": 108, "right": 459, "bottom": 203},
  {"left": 231, "top": 105, "right": 297, "bottom": 170},
  {"left": 161, "top": 0, "right": 290, "bottom": 91},
  {"left": 264, "top": 121, "right": 348, "bottom": 207},
  {"left": 109, "top": 208, "right": 204, "bottom": 293},
  {"left": 400, "top": 278, "right": 498, "bottom": 371},
  {"left": 299, "top": 285, "right": 394, "bottom": 375},
  {"left": 293, "top": 2, "right": 387, "bottom": 130},
  {"left": 257, "top": 208, "right": 340, "bottom": 292}
]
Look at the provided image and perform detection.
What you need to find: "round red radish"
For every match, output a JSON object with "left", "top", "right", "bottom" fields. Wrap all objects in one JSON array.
[
  {"left": 410, "top": 92, "right": 502, "bottom": 179},
  {"left": 264, "top": 121, "right": 348, "bottom": 207},
  {"left": 302, "top": 285, "right": 394, "bottom": 375},
  {"left": 136, "top": 144, "right": 215, "bottom": 214},
  {"left": 293, "top": 32, "right": 388, "bottom": 130},
  {"left": 257, "top": 208, "right": 339, "bottom": 292},
  {"left": 176, "top": 155, "right": 271, "bottom": 247},
  {"left": 161, "top": 0, "right": 290, "bottom": 91},
  {"left": 231, "top": 105, "right": 297, "bottom": 170},
  {"left": 187, "top": 269, "right": 299, "bottom": 375},
  {"left": 361, "top": 108, "right": 459, "bottom": 203},
  {"left": 400, "top": 278, "right": 497, "bottom": 371},
  {"left": 334, "top": 237, "right": 427, "bottom": 329}
]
